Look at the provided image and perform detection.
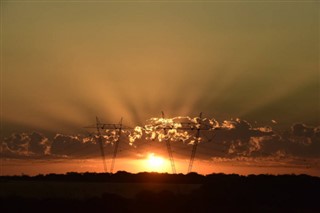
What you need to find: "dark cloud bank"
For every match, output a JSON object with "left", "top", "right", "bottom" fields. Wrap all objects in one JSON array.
[{"left": 2, "top": 119, "right": 319, "bottom": 164}]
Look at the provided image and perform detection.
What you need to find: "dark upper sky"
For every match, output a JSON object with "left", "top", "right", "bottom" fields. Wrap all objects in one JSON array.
[{"left": 1, "top": 1, "right": 319, "bottom": 135}]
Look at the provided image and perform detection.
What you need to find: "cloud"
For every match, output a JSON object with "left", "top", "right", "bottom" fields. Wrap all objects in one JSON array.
[
  {"left": 2, "top": 132, "right": 50, "bottom": 158},
  {"left": 50, "top": 134, "right": 99, "bottom": 158},
  {"left": 1, "top": 118, "right": 319, "bottom": 163},
  {"left": 292, "top": 123, "right": 319, "bottom": 138}
]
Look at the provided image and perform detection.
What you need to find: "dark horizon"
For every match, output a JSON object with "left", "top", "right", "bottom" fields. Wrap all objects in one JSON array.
[{"left": 2, "top": 171, "right": 320, "bottom": 212}]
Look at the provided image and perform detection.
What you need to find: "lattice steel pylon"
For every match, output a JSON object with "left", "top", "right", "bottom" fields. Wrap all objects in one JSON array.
[
  {"left": 110, "top": 118, "right": 123, "bottom": 174},
  {"left": 162, "top": 111, "right": 176, "bottom": 174},
  {"left": 188, "top": 112, "right": 202, "bottom": 173},
  {"left": 86, "top": 117, "right": 129, "bottom": 174},
  {"left": 96, "top": 116, "right": 108, "bottom": 173}
]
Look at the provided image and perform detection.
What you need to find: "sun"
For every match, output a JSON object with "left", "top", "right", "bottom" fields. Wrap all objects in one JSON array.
[{"left": 147, "top": 153, "right": 165, "bottom": 171}]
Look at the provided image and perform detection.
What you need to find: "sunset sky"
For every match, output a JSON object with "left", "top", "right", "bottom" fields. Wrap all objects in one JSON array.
[{"left": 1, "top": 1, "right": 319, "bottom": 176}]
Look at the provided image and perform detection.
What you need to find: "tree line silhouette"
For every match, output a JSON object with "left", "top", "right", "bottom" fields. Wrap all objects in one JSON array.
[{"left": 1, "top": 172, "right": 319, "bottom": 212}]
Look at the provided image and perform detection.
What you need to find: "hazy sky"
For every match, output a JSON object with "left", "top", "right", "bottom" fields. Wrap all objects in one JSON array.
[
  {"left": 1, "top": 1, "right": 319, "bottom": 175},
  {"left": 2, "top": 1, "right": 319, "bottom": 134}
]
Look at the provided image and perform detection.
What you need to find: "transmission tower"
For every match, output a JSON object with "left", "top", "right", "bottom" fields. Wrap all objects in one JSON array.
[
  {"left": 110, "top": 118, "right": 123, "bottom": 173},
  {"left": 86, "top": 117, "right": 129, "bottom": 174},
  {"left": 96, "top": 117, "right": 108, "bottom": 173},
  {"left": 188, "top": 112, "right": 202, "bottom": 173},
  {"left": 162, "top": 111, "right": 176, "bottom": 174}
]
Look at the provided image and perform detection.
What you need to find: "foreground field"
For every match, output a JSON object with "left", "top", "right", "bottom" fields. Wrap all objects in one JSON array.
[
  {"left": 1, "top": 172, "right": 320, "bottom": 213},
  {"left": 0, "top": 181, "right": 200, "bottom": 199}
]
